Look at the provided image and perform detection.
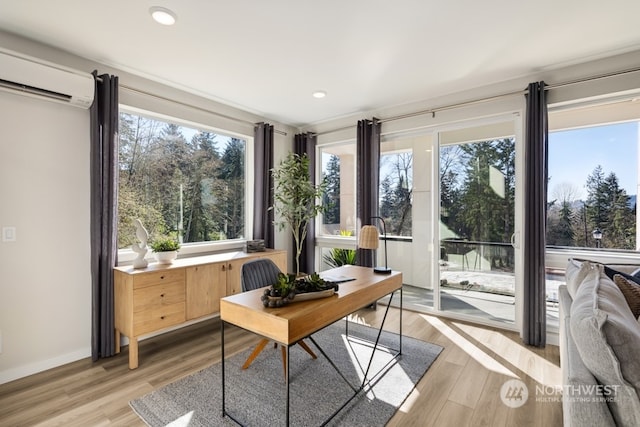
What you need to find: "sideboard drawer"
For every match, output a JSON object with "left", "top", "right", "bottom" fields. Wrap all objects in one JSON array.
[
  {"left": 133, "top": 269, "right": 185, "bottom": 289},
  {"left": 133, "top": 282, "right": 186, "bottom": 312},
  {"left": 133, "top": 302, "right": 186, "bottom": 336}
]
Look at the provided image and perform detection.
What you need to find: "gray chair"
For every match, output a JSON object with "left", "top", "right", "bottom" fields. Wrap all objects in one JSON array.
[{"left": 240, "top": 258, "right": 317, "bottom": 374}]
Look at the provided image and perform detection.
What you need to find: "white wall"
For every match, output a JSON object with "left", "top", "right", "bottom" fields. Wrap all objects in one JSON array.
[{"left": 0, "top": 91, "right": 91, "bottom": 383}]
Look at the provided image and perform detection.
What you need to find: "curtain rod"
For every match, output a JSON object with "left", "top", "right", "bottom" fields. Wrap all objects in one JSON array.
[
  {"left": 115, "top": 83, "right": 287, "bottom": 136},
  {"left": 314, "top": 65, "right": 640, "bottom": 137}
]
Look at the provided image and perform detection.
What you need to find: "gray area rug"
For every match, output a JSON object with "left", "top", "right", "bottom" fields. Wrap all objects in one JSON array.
[{"left": 130, "top": 321, "right": 442, "bottom": 427}]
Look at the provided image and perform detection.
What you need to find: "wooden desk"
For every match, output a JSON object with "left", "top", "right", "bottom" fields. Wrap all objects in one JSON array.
[{"left": 220, "top": 265, "right": 403, "bottom": 425}]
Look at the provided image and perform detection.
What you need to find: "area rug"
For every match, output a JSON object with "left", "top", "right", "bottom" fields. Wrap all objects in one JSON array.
[{"left": 130, "top": 321, "right": 442, "bottom": 427}]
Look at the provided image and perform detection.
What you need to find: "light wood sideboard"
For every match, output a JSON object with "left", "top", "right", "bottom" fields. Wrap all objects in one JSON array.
[{"left": 114, "top": 249, "right": 287, "bottom": 369}]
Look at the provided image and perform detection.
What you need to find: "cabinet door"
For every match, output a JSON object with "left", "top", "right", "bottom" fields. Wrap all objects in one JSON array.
[
  {"left": 186, "top": 263, "right": 225, "bottom": 319},
  {"left": 267, "top": 251, "right": 288, "bottom": 273},
  {"left": 225, "top": 259, "right": 244, "bottom": 296}
]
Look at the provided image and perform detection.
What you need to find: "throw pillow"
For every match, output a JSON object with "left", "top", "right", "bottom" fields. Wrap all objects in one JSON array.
[
  {"left": 565, "top": 259, "right": 594, "bottom": 298},
  {"left": 613, "top": 274, "right": 640, "bottom": 318},
  {"left": 604, "top": 265, "right": 640, "bottom": 286}
]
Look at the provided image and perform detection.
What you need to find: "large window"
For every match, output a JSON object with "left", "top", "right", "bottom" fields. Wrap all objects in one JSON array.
[
  {"left": 547, "top": 120, "right": 639, "bottom": 251},
  {"left": 117, "top": 110, "right": 247, "bottom": 249}
]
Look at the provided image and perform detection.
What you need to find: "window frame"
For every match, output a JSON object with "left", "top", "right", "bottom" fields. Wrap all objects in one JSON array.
[
  {"left": 116, "top": 105, "right": 254, "bottom": 264},
  {"left": 546, "top": 97, "right": 640, "bottom": 256}
]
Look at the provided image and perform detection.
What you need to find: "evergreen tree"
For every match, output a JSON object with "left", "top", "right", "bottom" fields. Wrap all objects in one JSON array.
[
  {"left": 183, "top": 132, "right": 220, "bottom": 242},
  {"left": 218, "top": 138, "right": 245, "bottom": 239},
  {"left": 585, "top": 165, "right": 608, "bottom": 236},
  {"left": 323, "top": 155, "right": 341, "bottom": 226},
  {"left": 603, "top": 172, "right": 634, "bottom": 249},
  {"left": 457, "top": 139, "right": 515, "bottom": 243},
  {"left": 547, "top": 200, "right": 575, "bottom": 246}
]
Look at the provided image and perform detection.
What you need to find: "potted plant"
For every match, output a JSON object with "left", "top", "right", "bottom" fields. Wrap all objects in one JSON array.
[
  {"left": 322, "top": 230, "right": 357, "bottom": 268},
  {"left": 272, "top": 152, "right": 327, "bottom": 276},
  {"left": 150, "top": 236, "right": 181, "bottom": 264}
]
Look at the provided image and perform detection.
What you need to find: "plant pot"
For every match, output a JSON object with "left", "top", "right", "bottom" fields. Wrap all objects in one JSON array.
[{"left": 154, "top": 251, "right": 177, "bottom": 265}]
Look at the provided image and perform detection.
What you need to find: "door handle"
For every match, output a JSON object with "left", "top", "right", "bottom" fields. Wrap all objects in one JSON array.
[{"left": 511, "top": 232, "right": 520, "bottom": 249}]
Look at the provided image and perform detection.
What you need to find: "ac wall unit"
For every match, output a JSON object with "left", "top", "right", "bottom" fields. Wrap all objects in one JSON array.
[{"left": 0, "top": 48, "right": 94, "bottom": 109}]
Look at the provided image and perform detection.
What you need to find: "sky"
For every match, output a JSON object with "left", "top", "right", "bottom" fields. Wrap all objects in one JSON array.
[{"left": 547, "top": 121, "right": 639, "bottom": 200}]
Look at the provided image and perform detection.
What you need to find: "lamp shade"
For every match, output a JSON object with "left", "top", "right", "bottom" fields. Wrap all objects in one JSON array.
[{"left": 358, "top": 225, "right": 380, "bottom": 249}]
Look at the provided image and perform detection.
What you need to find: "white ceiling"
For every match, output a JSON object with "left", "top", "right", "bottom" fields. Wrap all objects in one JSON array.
[{"left": 0, "top": 0, "right": 639, "bottom": 128}]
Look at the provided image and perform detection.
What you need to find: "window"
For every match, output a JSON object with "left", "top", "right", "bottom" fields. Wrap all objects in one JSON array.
[
  {"left": 547, "top": 102, "right": 640, "bottom": 252},
  {"left": 117, "top": 110, "right": 247, "bottom": 250},
  {"left": 320, "top": 143, "right": 356, "bottom": 236},
  {"left": 379, "top": 150, "right": 413, "bottom": 236}
]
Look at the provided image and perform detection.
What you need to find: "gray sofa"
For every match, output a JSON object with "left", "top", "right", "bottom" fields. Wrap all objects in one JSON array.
[{"left": 559, "top": 259, "right": 640, "bottom": 426}]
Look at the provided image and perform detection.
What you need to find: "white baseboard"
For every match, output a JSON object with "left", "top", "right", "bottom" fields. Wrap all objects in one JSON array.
[{"left": 0, "top": 347, "right": 90, "bottom": 385}]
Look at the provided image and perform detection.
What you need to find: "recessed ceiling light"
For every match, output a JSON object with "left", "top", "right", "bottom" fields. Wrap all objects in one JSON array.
[
  {"left": 150, "top": 6, "right": 177, "bottom": 25},
  {"left": 312, "top": 91, "right": 327, "bottom": 99}
]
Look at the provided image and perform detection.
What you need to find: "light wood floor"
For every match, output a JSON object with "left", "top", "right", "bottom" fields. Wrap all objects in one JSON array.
[{"left": 0, "top": 306, "right": 562, "bottom": 427}]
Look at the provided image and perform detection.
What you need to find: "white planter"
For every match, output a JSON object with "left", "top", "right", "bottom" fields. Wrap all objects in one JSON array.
[{"left": 154, "top": 251, "right": 177, "bottom": 265}]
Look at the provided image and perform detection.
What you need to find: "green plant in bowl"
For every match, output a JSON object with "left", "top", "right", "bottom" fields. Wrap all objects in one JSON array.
[{"left": 150, "top": 237, "right": 181, "bottom": 252}]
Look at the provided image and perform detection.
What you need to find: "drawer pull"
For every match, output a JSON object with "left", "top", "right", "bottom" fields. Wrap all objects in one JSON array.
[
  {"left": 160, "top": 293, "right": 165, "bottom": 297},
  {"left": 160, "top": 275, "right": 165, "bottom": 280},
  {"left": 160, "top": 316, "right": 165, "bottom": 320},
  {"left": 228, "top": 264, "right": 232, "bottom": 270},
  {"left": 222, "top": 265, "right": 226, "bottom": 271}
]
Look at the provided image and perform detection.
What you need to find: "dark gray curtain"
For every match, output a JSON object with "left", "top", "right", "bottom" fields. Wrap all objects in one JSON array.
[
  {"left": 356, "top": 118, "right": 381, "bottom": 267},
  {"left": 90, "top": 71, "right": 119, "bottom": 361},
  {"left": 253, "top": 122, "right": 274, "bottom": 248},
  {"left": 523, "top": 81, "right": 548, "bottom": 347},
  {"left": 294, "top": 132, "right": 317, "bottom": 274}
]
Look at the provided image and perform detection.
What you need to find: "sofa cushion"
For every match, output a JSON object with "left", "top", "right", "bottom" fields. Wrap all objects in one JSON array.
[
  {"left": 570, "top": 265, "right": 640, "bottom": 426},
  {"left": 565, "top": 258, "right": 595, "bottom": 298},
  {"left": 613, "top": 274, "right": 640, "bottom": 318},
  {"left": 559, "top": 284, "right": 616, "bottom": 426}
]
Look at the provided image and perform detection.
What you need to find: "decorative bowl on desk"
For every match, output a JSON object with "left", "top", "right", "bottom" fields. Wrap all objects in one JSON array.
[{"left": 261, "top": 272, "right": 339, "bottom": 307}]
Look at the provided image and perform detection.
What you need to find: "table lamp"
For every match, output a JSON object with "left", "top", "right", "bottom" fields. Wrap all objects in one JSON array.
[{"left": 358, "top": 216, "right": 392, "bottom": 274}]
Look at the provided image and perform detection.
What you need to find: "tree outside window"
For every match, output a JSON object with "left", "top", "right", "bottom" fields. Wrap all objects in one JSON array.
[{"left": 117, "top": 112, "right": 246, "bottom": 249}]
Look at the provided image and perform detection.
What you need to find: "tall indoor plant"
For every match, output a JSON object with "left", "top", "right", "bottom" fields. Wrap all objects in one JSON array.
[{"left": 272, "top": 152, "right": 327, "bottom": 276}]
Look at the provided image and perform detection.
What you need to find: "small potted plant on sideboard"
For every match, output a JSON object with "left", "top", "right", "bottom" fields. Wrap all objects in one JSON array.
[{"left": 150, "top": 236, "right": 181, "bottom": 265}]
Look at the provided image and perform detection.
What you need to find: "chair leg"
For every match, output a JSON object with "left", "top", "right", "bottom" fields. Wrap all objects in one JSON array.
[
  {"left": 244, "top": 338, "right": 316, "bottom": 379},
  {"left": 297, "top": 340, "right": 317, "bottom": 359},
  {"left": 242, "top": 338, "right": 270, "bottom": 370}
]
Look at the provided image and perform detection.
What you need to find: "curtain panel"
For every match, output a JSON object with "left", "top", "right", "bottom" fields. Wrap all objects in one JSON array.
[
  {"left": 523, "top": 81, "right": 548, "bottom": 347},
  {"left": 90, "top": 72, "right": 119, "bottom": 361},
  {"left": 294, "top": 132, "right": 317, "bottom": 274},
  {"left": 253, "top": 122, "right": 274, "bottom": 248},
  {"left": 356, "top": 118, "right": 381, "bottom": 268}
]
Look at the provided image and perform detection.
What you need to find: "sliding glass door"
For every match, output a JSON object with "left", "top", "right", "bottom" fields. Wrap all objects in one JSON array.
[{"left": 436, "top": 119, "right": 519, "bottom": 325}]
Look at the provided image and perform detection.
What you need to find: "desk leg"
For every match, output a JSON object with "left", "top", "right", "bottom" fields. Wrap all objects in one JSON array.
[
  {"left": 400, "top": 287, "right": 403, "bottom": 354},
  {"left": 221, "top": 320, "right": 226, "bottom": 418},
  {"left": 286, "top": 345, "right": 290, "bottom": 426}
]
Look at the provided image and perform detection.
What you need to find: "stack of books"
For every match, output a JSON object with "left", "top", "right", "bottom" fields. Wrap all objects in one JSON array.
[{"left": 246, "top": 239, "right": 265, "bottom": 252}]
